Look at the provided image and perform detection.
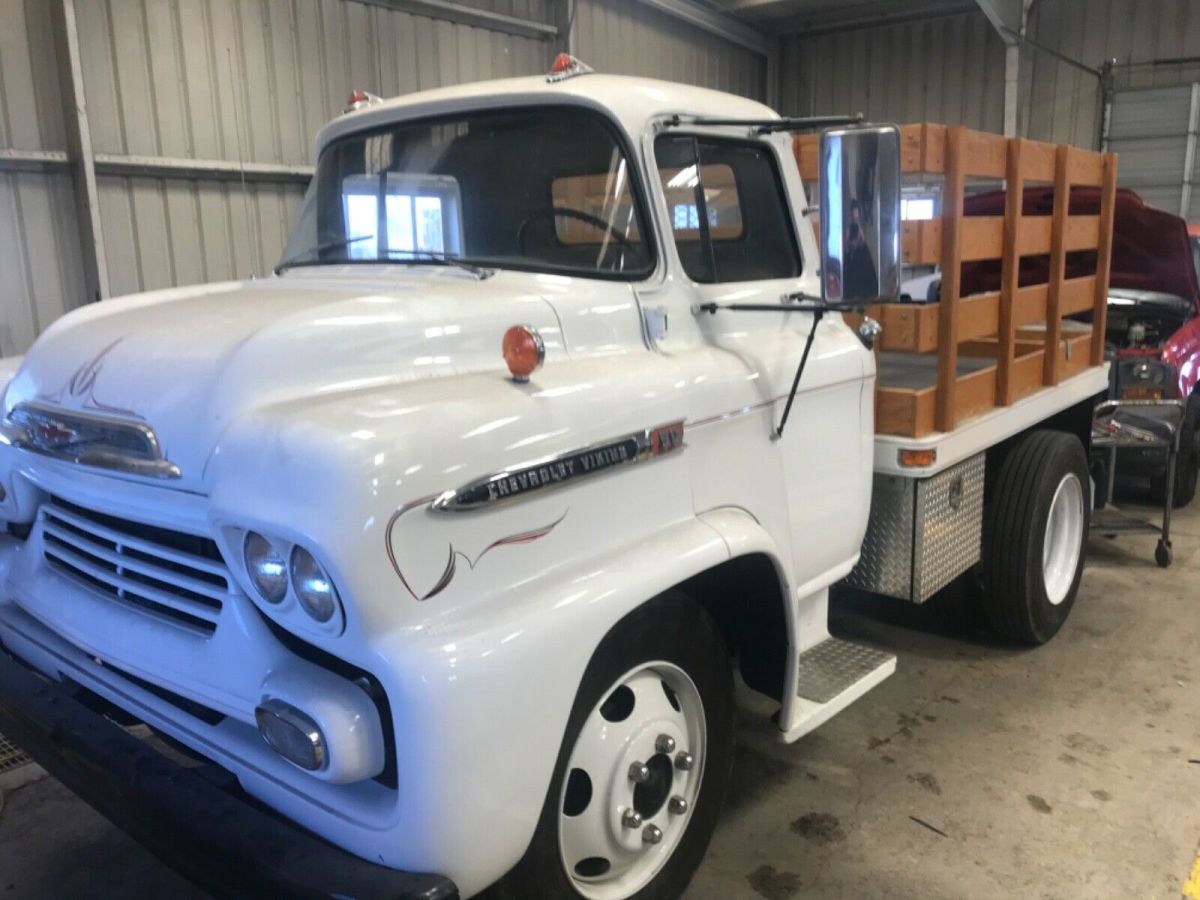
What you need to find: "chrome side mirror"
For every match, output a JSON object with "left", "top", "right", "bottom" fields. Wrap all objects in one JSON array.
[{"left": 818, "top": 125, "right": 902, "bottom": 305}]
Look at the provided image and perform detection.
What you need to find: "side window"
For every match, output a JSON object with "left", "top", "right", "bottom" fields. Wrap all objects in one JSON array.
[{"left": 655, "top": 135, "right": 801, "bottom": 284}]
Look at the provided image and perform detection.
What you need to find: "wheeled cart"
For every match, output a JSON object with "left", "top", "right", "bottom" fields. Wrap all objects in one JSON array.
[{"left": 1091, "top": 398, "right": 1186, "bottom": 567}]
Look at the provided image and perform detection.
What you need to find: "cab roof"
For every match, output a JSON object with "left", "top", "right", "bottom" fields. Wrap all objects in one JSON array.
[{"left": 315, "top": 73, "right": 778, "bottom": 157}]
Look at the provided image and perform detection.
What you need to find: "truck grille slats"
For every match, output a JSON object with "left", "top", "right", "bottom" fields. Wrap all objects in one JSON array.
[{"left": 39, "top": 499, "right": 233, "bottom": 636}]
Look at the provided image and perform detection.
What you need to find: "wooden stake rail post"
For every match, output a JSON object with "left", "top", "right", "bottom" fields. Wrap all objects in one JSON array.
[{"left": 794, "top": 124, "right": 1118, "bottom": 438}]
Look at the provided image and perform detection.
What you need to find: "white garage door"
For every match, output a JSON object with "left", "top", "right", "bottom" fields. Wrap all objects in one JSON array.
[{"left": 1107, "top": 83, "right": 1200, "bottom": 220}]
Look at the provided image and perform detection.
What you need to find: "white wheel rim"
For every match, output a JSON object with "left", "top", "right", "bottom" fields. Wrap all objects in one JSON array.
[
  {"left": 1042, "top": 472, "right": 1084, "bottom": 606},
  {"left": 557, "top": 661, "right": 706, "bottom": 899}
]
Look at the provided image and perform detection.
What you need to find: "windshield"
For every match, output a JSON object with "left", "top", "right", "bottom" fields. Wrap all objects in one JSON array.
[{"left": 279, "top": 106, "right": 654, "bottom": 279}]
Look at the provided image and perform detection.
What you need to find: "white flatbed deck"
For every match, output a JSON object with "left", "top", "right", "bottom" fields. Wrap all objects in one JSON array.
[{"left": 872, "top": 363, "right": 1110, "bottom": 478}]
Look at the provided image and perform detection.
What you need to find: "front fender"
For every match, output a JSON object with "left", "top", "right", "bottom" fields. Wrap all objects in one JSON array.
[{"left": 381, "top": 514, "right": 732, "bottom": 898}]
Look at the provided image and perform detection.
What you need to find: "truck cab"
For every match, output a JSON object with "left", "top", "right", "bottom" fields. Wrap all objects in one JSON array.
[{"left": 0, "top": 61, "right": 895, "bottom": 899}]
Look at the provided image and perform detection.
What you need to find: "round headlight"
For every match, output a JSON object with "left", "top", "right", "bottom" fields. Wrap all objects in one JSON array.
[
  {"left": 244, "top": 531, "right": 288, "bottom": 604},
  {"left": 290, "top": 546, "right": 339, "bottom": 623}
]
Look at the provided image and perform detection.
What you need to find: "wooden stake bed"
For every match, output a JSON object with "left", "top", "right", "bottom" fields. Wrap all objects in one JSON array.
[{"left": 794, "top": 124, "right": 1118, "bottom": 438}]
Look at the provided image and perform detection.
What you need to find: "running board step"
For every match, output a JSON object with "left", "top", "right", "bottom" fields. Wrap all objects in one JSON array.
[
  {"left": 780, "top": 638, "right": 896, "bottom": 743},
  {"left": 795, "top": 637, "right": 895, "bottom": 703}
]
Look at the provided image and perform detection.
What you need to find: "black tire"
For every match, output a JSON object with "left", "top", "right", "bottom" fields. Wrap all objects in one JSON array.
[
  {"left": 981, "top": 430, "right": 1090, "bottom": 644},
  {"left": 1150, "top": 399, "right": 1199, "bottom": 508},
  {"left": 486, "top": 592, "right": 735, "bottom": 900}
]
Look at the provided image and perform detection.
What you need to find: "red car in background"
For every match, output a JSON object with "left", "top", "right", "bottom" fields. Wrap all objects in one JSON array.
[{"left": 959, "top": 188, "right": 1200, "bottom": 505}]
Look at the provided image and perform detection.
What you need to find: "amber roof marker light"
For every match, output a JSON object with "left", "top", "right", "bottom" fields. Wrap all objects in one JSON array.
[{"left": 503, "top": 325, "right": 545, "bottom": 383}]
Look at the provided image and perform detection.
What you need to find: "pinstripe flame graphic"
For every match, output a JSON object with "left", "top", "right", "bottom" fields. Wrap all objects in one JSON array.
[
  {"left": 385, "top": 499, "right": 565, "bottom": 602},
  {"left": 36, "top": 338, "right": 141, "bottom": 419}
]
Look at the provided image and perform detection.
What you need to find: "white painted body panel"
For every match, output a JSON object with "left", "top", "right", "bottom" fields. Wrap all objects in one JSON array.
[{"left": 0, "top": 72, "right": 1086, "bottom": 896}]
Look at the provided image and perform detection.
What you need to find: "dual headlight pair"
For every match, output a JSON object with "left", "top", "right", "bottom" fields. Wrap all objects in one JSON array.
[{"left": 243, "top": 531, "right": 341, "bottom": 625}]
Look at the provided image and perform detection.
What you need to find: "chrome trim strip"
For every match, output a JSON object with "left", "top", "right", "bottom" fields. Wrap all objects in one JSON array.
[
  {"left": 4, "top": 401, "right": 181, "bottom": 480},
  {"left": 432, "top": 420, "right": 684, "bottom": 512},
  {"left": 687, "top": 395, "right": 783, "bottom": 429}
]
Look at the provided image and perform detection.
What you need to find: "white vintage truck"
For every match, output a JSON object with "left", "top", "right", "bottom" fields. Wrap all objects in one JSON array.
[{"left": 0, "top": 57, "right": 1112, "bottom": 899}]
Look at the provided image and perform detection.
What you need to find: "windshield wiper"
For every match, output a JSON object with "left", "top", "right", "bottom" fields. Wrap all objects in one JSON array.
[
  {"left": 390, "top": 250, "right": 496, "bottom": 280},
  {"left": 275, "top": 241, "right": 496, "bottom": 280},
  {"left": 274, "top": 235, "right": 373, "bottom": 273}
]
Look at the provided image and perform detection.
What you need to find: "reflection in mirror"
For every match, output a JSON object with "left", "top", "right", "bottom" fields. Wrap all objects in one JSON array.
[{"left": 818, "top": 125, "right": 901, "bottom": 305}]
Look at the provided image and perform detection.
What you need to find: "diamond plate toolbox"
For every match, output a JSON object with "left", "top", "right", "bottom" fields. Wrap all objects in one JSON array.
[{"left": 843, "top": 452, "right": 984, "bottom": 603}]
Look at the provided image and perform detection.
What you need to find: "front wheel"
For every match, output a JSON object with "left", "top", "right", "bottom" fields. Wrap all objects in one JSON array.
[
  {"left": 981, "top": 430, "right": 1089, "bottom": 644},
  {"left": 488, "top": 592, "right": 734, "bottom": 900}
]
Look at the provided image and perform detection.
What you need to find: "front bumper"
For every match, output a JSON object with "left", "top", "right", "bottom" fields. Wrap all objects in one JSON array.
[{"left": 0, "top": 647, "right": 459, "bottom": 900}]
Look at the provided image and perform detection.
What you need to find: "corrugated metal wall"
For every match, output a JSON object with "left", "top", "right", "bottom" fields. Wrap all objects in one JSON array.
[
  {"left": 777, "top": 11, "right": 1007, "bottom": 133},
  {"left": 572, "top": 0, "right": 766, "bottom": 100},
  {"left": 0, "top": 0, "right": 87, "bottom": 357},
  {"left": 75, "top": 0, "right": 553, "bottom": 299},
  {"left": 1023, "top": 0, "right": 1200, "bottom": 148}
]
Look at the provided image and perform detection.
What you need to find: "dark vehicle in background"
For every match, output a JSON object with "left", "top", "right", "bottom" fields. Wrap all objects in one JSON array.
[{"left": 959, "top": 187, "right": 1200, "bottom": 506}]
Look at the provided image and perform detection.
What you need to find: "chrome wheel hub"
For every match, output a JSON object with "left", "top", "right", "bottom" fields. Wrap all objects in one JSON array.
[{"left": 558, "top": 662, "right": 705, "bottom": 899}]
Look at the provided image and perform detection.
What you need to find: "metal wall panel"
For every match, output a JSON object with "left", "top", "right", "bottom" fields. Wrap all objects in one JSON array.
[
  {"left": 0, "top": 0, "right": 69, "bottom": 150},
  {"left": 1023, "top": 0, "right": 1200, "bottom": 148},
  {"left": 96, "top": 175, "right": 305, "bottom": 296},
  {"left": 0, "top": 0, "right": 88, "bottom": 355},
  {"left": 778, "top": 11, "right": 1006, "bottom": 133},
  {"left": 0, "top": 172, "right": 88, "bottom": 356},
  {"left": 71, "top": 0, "right": 553, "bottom": 300},
  {"left": 75, "top": 0, "right": 551, "bottom": 166},
  {"left": 572, "top": 0, "right": 767, "bottom": 100},
  {"left": 1107, "top": 84, "right": 1193, "bottom": 215}
]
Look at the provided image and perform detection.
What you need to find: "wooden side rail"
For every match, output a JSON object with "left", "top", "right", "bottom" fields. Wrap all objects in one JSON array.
[{"left": 794, "top": 123, "right": 1118, "bottom": 438}]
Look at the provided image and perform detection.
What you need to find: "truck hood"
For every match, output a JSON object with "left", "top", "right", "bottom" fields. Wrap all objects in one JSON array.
[{"left": 2, "top": 268, "right": 565, "bottom": 492}]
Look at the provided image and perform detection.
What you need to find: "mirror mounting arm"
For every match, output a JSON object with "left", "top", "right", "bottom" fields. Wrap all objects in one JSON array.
[
  {"left": 692, "top": 297, "right": 843, "bottom": 441},
  {"left": 772, "top": 307, "right": 823, "bottom": 442}
]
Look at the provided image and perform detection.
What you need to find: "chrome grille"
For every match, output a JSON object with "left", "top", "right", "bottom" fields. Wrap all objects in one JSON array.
[{"left": 39, "top": 498, "right": 233, "bottom": 636}]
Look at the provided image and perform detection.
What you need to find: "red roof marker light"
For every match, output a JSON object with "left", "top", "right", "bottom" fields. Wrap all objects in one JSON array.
[
  {"left": 547, "top": 54, "right": 594, "bottom": 83},
  {"left": 344, "top": 89, "right": 381, "bottom": 114}
]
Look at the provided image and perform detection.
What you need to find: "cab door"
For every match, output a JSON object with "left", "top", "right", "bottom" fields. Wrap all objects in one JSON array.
[{"left": 639, "top": 129, "right": 872, "bottom": 587}]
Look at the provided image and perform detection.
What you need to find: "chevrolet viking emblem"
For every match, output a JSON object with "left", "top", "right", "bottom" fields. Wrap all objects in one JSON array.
[{"left": 433, "top": 421, "right": 686, "bottom": 512}]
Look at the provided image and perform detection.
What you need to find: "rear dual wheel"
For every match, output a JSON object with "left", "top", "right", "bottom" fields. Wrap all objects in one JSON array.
[
  {"left": 981, "top": 429, "right": 1089, "bottom": 644},
  {"left": 488, "top": 592, "right": 734, "bottom": 900}
]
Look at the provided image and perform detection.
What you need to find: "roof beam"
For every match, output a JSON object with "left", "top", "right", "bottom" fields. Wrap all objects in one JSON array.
[
  {"left": 353, "top": 0, "right": 557, "bottom": 41},
  {"left": 974, "top": 0, "right": 1024, "bottom": 42},
  {"left": 634, "top": 0, "right": 772, "bottom": 56}
]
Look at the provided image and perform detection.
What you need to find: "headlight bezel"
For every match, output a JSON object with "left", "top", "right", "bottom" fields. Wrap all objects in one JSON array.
[{"left": 227, "top": 525, "right": 347, "bottom": 637}]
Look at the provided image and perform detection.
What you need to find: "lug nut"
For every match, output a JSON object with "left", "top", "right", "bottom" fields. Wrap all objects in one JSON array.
[
  {"left": 668, "top": 795, "right": 688, "bottom": 815},
  {"left": 642, "top": 824, "right": 663, "bottom": 845},
  {"left": 655, "top": 734, "right": 676, "bottom": 754},
  {"left": 621, "top": 809, "right": 643, "bottom": 829},
  {"left": 628, "top": 761, "right": 650, "bottom": 783},
  {"left": 674, "top": 751, "right": 694, "bottom": 771}
]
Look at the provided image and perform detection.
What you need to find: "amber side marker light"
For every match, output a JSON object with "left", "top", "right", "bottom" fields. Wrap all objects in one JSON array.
[
  {"left": 503, "top": 325, "right": 545, "bottom": 383},
  {"left": 898, "top": 448, "right": 936, "bottom": 468}
]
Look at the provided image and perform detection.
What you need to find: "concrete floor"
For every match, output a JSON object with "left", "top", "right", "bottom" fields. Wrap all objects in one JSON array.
[{"left": 1, "top": 497, "right": 1198, "bottom": 899}]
